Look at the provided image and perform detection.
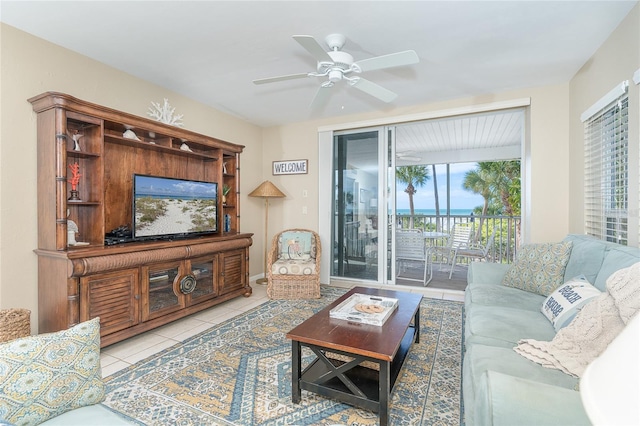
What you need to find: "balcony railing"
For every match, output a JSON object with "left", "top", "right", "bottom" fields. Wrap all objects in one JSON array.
[{"left": 396, "top": 213, "right": 522, "bottom": 264}]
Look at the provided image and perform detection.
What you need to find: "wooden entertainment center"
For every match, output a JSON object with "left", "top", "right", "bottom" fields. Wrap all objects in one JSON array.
[{"left": 29, "top": 92, "right": 253, "bottom": 347}]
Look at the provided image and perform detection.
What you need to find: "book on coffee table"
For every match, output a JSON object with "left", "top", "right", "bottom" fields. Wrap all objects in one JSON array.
[{"left": 329, "top": 293, "right": 399, "bottom": 326}]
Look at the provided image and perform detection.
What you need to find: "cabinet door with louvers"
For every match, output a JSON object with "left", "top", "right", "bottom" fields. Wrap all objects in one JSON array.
[
  {"left": 80, "top": 268, "right": 140, "bottom": 336},
  {"left": 218, "top": 249, "right": 247, "bottom": 295}
]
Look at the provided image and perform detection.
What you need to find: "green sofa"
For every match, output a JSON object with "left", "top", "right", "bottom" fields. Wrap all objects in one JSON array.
[{"left": 462, "top": 234, "right": 640, "bottom": 425}]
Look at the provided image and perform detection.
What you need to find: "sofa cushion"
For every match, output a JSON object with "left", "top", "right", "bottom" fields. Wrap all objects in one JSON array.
[
  {"left": 467, "top": 262, "right": 511, "bottom": 285},
  {"left": 0, "top": 318, "right": 104, "bottom": 425},
  {"left": 39, "top": 404, "right": 135, "bottom": 425},
  {"left": 502, "top": 241, "right": 573, "bottom": 296},
  {"left": 462, "top": 344, "right": 579, "bottom": 426},
  {"left": 465, "top": 305, "right": 555, "bottom": 348},
  {"left": 474, "top": 371, "right": 589, "bottom": 426},
  {"left": 562, "top": 235, "right": 607, "bottom": 284},
  {"left": 466, "top": 282, "right": 546, "bottom": 313},
  {"left": 541, "top": 275, "right": 601, "bottom": 331},
  {"left": 594, "top": 244, "right": 640, "bottom": 291}
]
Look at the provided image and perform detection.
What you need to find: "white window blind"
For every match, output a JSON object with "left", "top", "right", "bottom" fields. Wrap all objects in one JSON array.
[
  {"left": 584, "top": 89, "right": 629, "bottom": 245},
  {"left": 636, "top": 70, "right": 640, "bottom": 247}
]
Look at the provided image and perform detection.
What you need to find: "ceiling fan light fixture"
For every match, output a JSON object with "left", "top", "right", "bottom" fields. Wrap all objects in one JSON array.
[{"left": 328, "top": 69, "right": 343, "bottom": 82}]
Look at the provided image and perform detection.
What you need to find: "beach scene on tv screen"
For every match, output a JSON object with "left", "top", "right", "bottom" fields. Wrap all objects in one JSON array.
[{"left": 134, "top": 176, "right": 217, "bottom": 237}]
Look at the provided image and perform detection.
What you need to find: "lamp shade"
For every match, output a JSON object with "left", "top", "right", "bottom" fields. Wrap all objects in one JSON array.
[{"left": 248, "top": 180, "right": 286, "bottom": 198}]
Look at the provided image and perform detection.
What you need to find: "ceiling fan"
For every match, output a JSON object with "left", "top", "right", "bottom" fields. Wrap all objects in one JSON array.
[
  {"left": 396, "top": 150, "right": 422, "bottom": 162},
  {"left": 253, "top": 34, "right": 419, "bottom": 109}
]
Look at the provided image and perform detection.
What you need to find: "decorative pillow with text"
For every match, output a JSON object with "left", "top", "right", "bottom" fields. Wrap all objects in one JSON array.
[{"left": 541, "top": 275, "right": 601, "bottom": 331}]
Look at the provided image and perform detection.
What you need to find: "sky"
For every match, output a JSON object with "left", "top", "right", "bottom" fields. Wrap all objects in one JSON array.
[
  {"left": 136, "top": 175, "right": 217, "bottom": 198},
  {"left": 396, "top": 162, "right": 484, "bottom": 211}
]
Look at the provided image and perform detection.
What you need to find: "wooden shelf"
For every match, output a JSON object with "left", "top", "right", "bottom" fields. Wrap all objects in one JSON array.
[
  {"left": 67, "top": 200, "right": 101, "bottom": 205},
  {"left": 104, "top": 133, "right": 218, "bottom": 161},
  {"left": 30, "top": 91, "right": 250, "bottom": 347},
  {"left": 66, "top": 150, "right": 101, "bottom": 159}
]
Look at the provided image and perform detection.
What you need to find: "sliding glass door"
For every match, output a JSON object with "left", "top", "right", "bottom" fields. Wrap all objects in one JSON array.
[
  {"left": 324, "top": 107, "right": 525, "bottom": 288},
  {"left": 331, "top": 129, "right": 382, "bottom": 281}
]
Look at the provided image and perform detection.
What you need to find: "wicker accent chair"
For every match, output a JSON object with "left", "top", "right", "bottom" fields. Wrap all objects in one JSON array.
[{"left": 266, "top": 228, "right": 322, "bottom": 299}]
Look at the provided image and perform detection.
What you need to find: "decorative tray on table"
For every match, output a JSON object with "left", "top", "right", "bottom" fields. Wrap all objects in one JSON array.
[{"left": 329, "top": 293, "right": 399, "bottom": 326}]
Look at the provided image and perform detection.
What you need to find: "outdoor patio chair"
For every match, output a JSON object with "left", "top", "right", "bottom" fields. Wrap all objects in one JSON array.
[
  {"left": 449, "top": 227, "right": 496, "bottom": 276},
  {"left": 396, "top": 230, "right": 431, "bottom": 286},
  {"left": 267, "top": 228, "right": 321, "bottom": 299},
  {"left": 432, "top": 223, "right": 473, "bottom": 279}
]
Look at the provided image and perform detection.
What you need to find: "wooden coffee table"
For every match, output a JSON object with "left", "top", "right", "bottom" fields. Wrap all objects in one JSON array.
[{"left": 286, "top": 286, "right": 422, "bottom": 426}]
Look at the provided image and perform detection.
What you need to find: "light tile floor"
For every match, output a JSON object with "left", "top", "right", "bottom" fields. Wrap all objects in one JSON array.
[{"left": 100, "top": 281, "right": 464, "bottom": 378}]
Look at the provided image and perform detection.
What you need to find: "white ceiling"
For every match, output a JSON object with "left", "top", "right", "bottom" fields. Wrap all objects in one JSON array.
[
  {"left": 1, "top": 1, "right": 636, "bottom": 128},
  {"left": 393, "top": 108, "right": 524, "bottom": 169}
]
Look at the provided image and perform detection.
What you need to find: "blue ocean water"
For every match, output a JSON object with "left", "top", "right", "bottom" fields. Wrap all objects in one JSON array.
[
  {"left": 396, "top": 208, "right": 473, "bottom": 216},
  {"left": 135, "top": 194, "right": 214, "bottom": 201}
]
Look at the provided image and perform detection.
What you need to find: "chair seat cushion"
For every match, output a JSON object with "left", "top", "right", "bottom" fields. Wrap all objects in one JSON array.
[{"left": 271, "top": 258, "right": 316, "bottom": 275}]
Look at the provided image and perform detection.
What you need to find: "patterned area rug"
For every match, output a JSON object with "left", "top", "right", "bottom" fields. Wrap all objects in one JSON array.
[{"left": 102, "top": 286, "right": 464, "bottom": 425}]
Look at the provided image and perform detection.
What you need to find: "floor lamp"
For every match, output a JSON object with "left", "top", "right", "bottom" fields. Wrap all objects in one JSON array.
[{"left": 248, "top": 180, "right": 286, "bottom": 284}]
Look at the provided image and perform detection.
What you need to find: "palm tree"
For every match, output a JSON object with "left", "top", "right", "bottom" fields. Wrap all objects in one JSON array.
[
  {"left": 432, "top": 164, "right": 441, "bottom": 231},
  {"left": 499, "top": 160, "right": 520, "bottom": 216},
  {"left": 396, "top": 165, "right": 430, "bottom": 229},
  {"left": 463, "top": 163, "right": 494, "bottom": 240},
  {"left": 464, "top": 160, "right": 521, "bottom": 249},
  {"left": 464, "top": 161, "right": 521, "bottom": 216}
]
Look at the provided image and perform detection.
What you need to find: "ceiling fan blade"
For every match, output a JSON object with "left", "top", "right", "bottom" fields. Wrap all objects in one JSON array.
[
  {"left": 349, "top": 77, "right": 398, "bottom": 103},
  {"left": 398, "top": 155, "right": 422, "bottom": 162},
  {"left": 293, "top": 35, "right": 333, "bottom": 63},
  {"left": 354, "top": 50, "right": 419, "bottom": 73},
  {"left": 309, "top": 84, "right": 332, "bottom": 110},
  {"left": 253, "top": 73, "right": 310, "bottom": 85}
]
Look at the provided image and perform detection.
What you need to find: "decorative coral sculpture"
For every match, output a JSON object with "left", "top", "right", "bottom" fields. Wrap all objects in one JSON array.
[
  {"left": 68, "top": 163, "right": 82, "bottom": 191},
  {"left": 147, "top": 98, "right": 184, "bottom": 127}
]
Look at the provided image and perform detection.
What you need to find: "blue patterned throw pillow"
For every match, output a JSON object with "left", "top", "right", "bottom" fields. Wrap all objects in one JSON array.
[
  {"left": 502, "top": 241, "right": 573, "bottom": 296},
  {"left": 0, "top": 318, "right": 104, "bottom": 425},
  {"left": 278, "top": 231, "right": 315, "bottom": 260}
]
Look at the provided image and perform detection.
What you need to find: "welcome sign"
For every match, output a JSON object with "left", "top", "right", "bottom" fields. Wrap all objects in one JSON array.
[{"left": 272, "top": 159, "right": 308, "bottom": 175}]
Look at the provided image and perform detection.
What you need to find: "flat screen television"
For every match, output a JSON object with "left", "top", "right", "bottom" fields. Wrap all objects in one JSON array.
[{"left": 132, "top": 174, "right": 218, "bottom": 240}]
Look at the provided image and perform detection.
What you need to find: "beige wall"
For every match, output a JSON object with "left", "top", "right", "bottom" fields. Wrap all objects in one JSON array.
[
  {"left": 263, "top": 83, "right": 571, "bottom": 249},
  {"left": 2, "top": 4, "right": 637, "bottom": 331},
  {"left": 0, "top": 24, "right": 263, "bottom": 330},
  {"left": 569, "top": 4, "right": 640, "bottom": 241}
]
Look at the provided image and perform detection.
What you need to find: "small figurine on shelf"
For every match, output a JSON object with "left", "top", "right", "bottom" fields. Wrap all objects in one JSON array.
[
  {"left": 71, "top": 130, "right": 83, "bottom": 152},
  {"left": 222, "top": 184, "right": 231, "bottom": 205},
  {"left": 122, "top": 129, "right": 141, "bottom": 141},
  {"left": 68, "top": 162, "right": 82, "bottom": 201},
  {"left": 222, "top": 162, "right": 228, "bottom": 174},
  {"left": 67, "top": 219, "right": 78, "bottom": 246}
]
